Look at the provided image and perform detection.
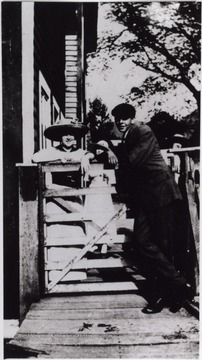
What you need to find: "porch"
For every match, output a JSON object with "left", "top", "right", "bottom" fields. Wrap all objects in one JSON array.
[
  {"left": 8, "top": 292, "right": 199, "bottom": 358},
  {"left": 6, "top": 149, "right": 200, "bottom": 358}
]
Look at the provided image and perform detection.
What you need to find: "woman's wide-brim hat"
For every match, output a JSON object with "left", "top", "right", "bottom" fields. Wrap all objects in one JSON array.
[{"left": 44, "top": 118, "right": 88, "bottom": 141}]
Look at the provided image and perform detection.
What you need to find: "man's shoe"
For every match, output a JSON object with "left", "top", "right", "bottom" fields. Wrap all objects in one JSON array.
[
  {"left": 169, "top": 283, "right": 195, "bottom": 313},
  {"left": 142, "top": 296, "right": 166, "bottom": 314},
  {"left": 184, "top": 283, "right": 195, "bottom": 300}
]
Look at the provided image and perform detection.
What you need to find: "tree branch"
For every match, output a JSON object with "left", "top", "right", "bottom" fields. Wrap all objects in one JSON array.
[
  {"left": 138, "top": 46, "right": 182, "bottom": 83},
  {"left": 98, "top": 28, "right": 128, "bottom": 51},
  {"left": 176, "top": 23, "right": 200, "bottom": 61}
]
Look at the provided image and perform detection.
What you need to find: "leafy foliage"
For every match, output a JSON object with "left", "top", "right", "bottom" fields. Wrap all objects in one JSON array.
[
  {"left": 97, "top": 2, "right": 201, "bottom": 108},
  {"left": 86, "top": 97, "right": 122, "bottom": 142},
  {"left": 87, "top": 97, "right": 109, "bottom": 120}
]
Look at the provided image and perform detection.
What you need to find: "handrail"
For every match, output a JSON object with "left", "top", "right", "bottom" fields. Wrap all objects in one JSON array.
[{"left": 168, "top": 146, "right": 200, "bottom": 153}]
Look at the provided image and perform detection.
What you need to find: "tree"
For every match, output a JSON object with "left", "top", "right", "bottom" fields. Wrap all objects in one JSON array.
[
  {"left": 86, "top": 97, "right": 122, "bottom": 142},
  {"left": 97, "top": 2, "right": 201, "bottom": 110},
  {"left": 86, "top": 98, "right": 109, "bottom": 121}
]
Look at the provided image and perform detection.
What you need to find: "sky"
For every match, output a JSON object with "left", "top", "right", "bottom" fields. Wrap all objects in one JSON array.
[{"left": 86, "top": 3, "right": 149, "bottom": 114}]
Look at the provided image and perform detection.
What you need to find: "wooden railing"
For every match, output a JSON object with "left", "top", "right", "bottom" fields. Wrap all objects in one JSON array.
[{"left": 162, "top": 147, "right": 200, "bottom": 292}]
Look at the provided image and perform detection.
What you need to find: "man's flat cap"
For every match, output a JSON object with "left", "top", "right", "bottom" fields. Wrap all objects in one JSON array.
[{"left": 111, "top": 103, "right": 136, "bottom": 120}]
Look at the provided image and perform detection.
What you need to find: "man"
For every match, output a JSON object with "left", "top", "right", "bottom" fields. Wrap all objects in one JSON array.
[
  {"left": 147, "top": 111, "right": 186, "bottom": 149},
  {"left": 111, "top": 103, "right": 194, "bottom": 313},
  {"left": 32, "top": 117, "right": 94, "bottom": 187}
]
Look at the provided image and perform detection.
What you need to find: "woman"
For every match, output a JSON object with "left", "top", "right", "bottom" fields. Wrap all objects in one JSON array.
[{"left": 32, "top": 118, "right": 94, "bottom": 187}]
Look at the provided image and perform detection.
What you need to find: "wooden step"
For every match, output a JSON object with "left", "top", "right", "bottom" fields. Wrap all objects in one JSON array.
[
  {"left": 48, "top": 281, "right": 138, "bottom": 294},
  {"left": 30, "top": 293, "right": 147, "bottom": 309}
]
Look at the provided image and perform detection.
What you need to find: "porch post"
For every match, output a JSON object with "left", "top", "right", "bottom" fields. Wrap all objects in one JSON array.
[{"left": 21, "top": 2, "right": 35, "bottom": 163}]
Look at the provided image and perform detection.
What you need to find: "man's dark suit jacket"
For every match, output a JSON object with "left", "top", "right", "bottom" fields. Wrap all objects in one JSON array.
[{"left": 118, "top": 122, "right": 182, "bottom": 212}]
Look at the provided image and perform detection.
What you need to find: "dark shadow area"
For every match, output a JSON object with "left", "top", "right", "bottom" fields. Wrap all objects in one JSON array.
[{"left": 4, "top": 340, "right": 45, "bottom": 359}]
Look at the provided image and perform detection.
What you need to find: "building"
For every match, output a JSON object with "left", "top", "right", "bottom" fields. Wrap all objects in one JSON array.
[{"left": 2, "top": 1, "right": 98, "bottom": 320}]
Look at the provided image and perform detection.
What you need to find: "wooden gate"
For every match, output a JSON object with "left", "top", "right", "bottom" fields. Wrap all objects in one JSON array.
[{"left": 37, "top": 162, "right": 137, "bottom": 295}]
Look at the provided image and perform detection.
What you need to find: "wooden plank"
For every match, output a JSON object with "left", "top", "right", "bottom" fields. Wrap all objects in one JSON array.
[
  {"left": 42, "top": 163, "right": 80, "bottom": 172},
  {"left": 65, "top": 60, "right": 77, "bottom": 64},
  {"left": 65, "top": 35, "right": 77, "bottom": 40},
  {"left": 65, "top": 107, "right": 77, "bottom": 112},
  {"left": 15, "top": 317, "right": 199, "bottom": 335},
  {"left": 45, "top": 257, "right": 133, "bottom": 270},
  {"left": 39, "top": 293, "right": 143, "bottom": 303},
  {"left": 47, "top": 206, "right": 127, "bottom": 291},
  {"left": 65, "top": 57, "right": 77, "bottom": 63},
  {"left": 38, "top": 166, "right": 46, "bottom": 296},
  {"left": 10, "top": 332, "right": 199, "bottom": 347},
  {"left": 50, "top": 282, "right": 138, "bottom": 293},
  {"left": 169, "top": 146, "right": 200, "bottom": 153},
  {"left": 64, "top": 97, "right": 77, "bottom": 103},
  {"left": 65, "top": 51, "right": 78, "bottom": 57},
  {"left": 65, "top": 77, "right": 77, "bottom": 82},
  {"left": 18, "top": 166, "right": 40, "bottom": 322},
  {"left": 45, "top": 226, "right": 116, "bottom": 242},
  {"left": 65, "top": 91, "right": 77, "bottom": 96},
  {"left": 65, "top": 112, "right": 77, "bottom": 117},
  {"left": 66, "top": 102, "right": 78, "bottom": 107},
  {"left": 65, "top": 74, "right": 78, "bottom": 79},
  {"left": 48, "top": 271, "right": 87, "bottom": 283},
  {"left": 65, "top": 65, "right": 78, "bottom": 71},
  {"left": 65, "top": 46, "right": 77, "bottom": 51},
  {"left": 39, "top": 162, "right": 73, "bottom": 175},
  {"left": 29, "top": 300, "right": 147, "bottom": 311},
  {"left": 65, "top": 40, "right": 78, "bottom": 46},
  {"left": 185, "top": 178, "right": 199, "bottom": 273},
  {"left": 65, "top": 90, "right": 77, "bottom": 95},
  {"left": 117, "top": 218, "right": 134, "bottom": 230},
  {"left": 44, "top": 234, "right": 130, "bottom": 246},
  {"left": 45, "top": 213, "right": 93, "bottom": 223},
  {"left": 44, "top": 186, "right": 117, "bottom": 197},
  {"left": 65, "top": 55, "right": 78, "bottom": 61},
  {"left": 46, "top": 210, "right": 120, "bottom": 223},
  {"left": 30, "top": 294, "right": 147, "bottom": 309},
  {"left": 9, "top": 341, "right": 199, "bottom": 359},
  {"left": 46, "top": 246, "right": 124, "bottom": 259},
  {"left": 65, "top": 85, "right": 77, "bottom": 90},
  {"left": 25, "top": 307, "right": 194, "bottom": 321},
  {"left": 66, "top": 85, "right": 77, "bottom": 90},
  {"left": 51, "top": 197, "right": 83, "bottom": 213},
  {"left": 22, "top": 3, "right": 35, "bottom": 162},
  {"left": 65, "top": 76, "right": 77, "bottom": 81},
  {"left": 47, "top": 345, "right": 198, "bottom": 359},
  {"left": 184, "top": 153, "right": 199, "bottom": 291},
  {"left": 65, "top": 83, "right": 77, "bottom": 89}
]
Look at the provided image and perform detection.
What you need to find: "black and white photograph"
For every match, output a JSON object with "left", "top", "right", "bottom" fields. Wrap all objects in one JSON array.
[{"left": 2, "top": 1, "right": 200, "bottom": 358}]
